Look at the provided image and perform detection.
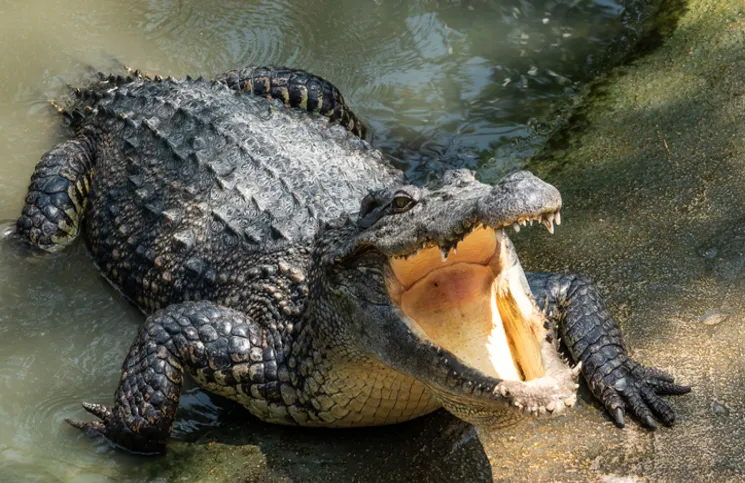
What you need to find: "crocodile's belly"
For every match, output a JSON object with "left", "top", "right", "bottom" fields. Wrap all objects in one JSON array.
[{"left": 192, "top": 353, "right": 442, "bottom": 427}]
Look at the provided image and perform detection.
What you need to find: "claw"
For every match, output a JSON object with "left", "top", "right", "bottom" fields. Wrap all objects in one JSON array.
[
  {"left": 645, "top": 366, "right": 676, "bottom": 383},
  {"left": 640, "top": 386, "right": 676, "bottom": 426},
  {"left": 65, "top": 418, "right": 107, "bottom": 437},
  {"left": 648, "top": 380, "right": 691, "bottom": 395},
  {"left": 66, "top": 402, "right": 113, "bottom": 437},
  {"left": 603, "top": 389, "right": 627, "bottom": 428},
  {"left": 642, "top": 414, "right": 657, "bottom": 430},
  {"left": 623, "top": 387, "right": 658, "bottom": 430},
  {"left": 671, "top": 383, "right": 691, "bottom": 395},
  {"left": 82, "top": 402, "right": 113, "bottom": 423}
]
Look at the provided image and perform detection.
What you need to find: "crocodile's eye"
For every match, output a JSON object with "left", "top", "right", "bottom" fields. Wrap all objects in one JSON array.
[{"left": 392, "top": 193, "right": 416, "bottom": 213}]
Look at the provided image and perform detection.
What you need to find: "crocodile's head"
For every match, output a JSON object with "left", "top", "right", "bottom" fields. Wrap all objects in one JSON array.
[{"left": 312, "top": 170, "right": 579, "bottom": 426}]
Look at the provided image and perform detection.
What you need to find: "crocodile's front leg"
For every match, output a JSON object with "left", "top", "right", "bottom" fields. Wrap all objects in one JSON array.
[
  {"left": 66, "top": 300, "right": 280, "bottom": 454},
  {"left": 527, "top": 272, "right": 690, "bottom": 429}
]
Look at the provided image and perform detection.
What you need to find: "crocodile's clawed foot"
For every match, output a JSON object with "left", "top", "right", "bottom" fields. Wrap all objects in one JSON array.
[
  {"left": 592, "top": 360, "right": 690, "bottom": 430},
  {"left": 65, "top": 402, "right": 166, "bottom": 455},
  {"left": 65, "top": 402, "right": 113, "bottom": 438}
]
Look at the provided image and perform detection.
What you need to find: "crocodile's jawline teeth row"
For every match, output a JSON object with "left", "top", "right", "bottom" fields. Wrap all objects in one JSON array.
[
  {"left": 390, "top": 209, "right": 562, "bottom": 263},
  {"left": 512, "top": 209, "right": 561, "bottom": 235},
  {"left": 441, "top": 209, "right": 562, "bottom": 261}
]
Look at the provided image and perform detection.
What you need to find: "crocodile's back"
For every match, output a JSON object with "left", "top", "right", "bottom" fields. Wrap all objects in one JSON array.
[{"left": 79, "top": 78, "right": 400, "bottom": 311}]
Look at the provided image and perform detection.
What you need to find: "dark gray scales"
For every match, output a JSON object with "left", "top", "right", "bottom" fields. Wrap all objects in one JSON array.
[{"left": 80, "top": 76, "right": 397, "bottom": 313}]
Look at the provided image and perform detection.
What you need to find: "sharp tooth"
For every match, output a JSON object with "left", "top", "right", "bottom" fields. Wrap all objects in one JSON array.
[
  {"left": 520, "top": 219, "right": 527, "bottom": 226},
  {"left": 555, "top": 211, "right": 561, "bottom": 225},
  {"left": 440, "top": 248, "right": 449, "bottom": 261},
  {"left": 529, "top": 219, "right": 534, "bottom": 226},
  {"left": 543, "top": 219, "right": 554, "bottom": 234},
  {"left": 452, "top": 247, "right": 457, "bottom": 255},
  {"left": 512, "top": 222, "right": 520, "bottom": 233}
]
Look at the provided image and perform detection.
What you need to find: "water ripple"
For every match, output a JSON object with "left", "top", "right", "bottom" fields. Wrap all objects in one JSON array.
[{"left": 138, "top": 0, "right": 319, "bottom": 74}]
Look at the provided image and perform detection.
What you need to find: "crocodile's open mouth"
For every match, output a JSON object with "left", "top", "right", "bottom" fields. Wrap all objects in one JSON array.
[{"left": 386, "top": 212, "right": 560, "bottom": 383}]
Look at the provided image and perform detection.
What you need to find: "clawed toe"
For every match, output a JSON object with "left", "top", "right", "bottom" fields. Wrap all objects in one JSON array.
[
  {"left": 81, "top": 402, "right": 113, "bottom": 422},
  {"left": 65, "top": 402, "right": 113, "bottom": 438},
  {"left": 595, "top": 360, "right": 690, "bottom": 430},
  {"left": 65, "top": 417, "right": 107, "bottom": 437}
]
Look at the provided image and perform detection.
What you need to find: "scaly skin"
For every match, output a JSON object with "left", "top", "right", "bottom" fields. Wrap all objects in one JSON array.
[
  {"left": 15, "top": 130, "right": 97, "bottom": 251},
  {"left": 214, "top": 66, "right": 366, "bottom": 139},
  {"left": 13, "top": 66, "right": 689, "bottom": 454},
  {"left": 528, "top": 273, "right": 690, "bottom": 429},
  {"left": 76, "top": 301, "right": 438, "bottom": 453}
]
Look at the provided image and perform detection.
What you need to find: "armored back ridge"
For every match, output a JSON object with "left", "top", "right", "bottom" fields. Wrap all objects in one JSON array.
[{"left": 74, "top": 77, "right": 399, "bottom": 313}]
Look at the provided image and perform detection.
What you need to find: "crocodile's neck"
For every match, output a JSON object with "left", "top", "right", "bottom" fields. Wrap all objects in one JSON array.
[
  {"left": 283, "top": 299, "right": 441, "bottom": 427},
  {"left": 275, "top": 240, "right": 442, "bottom": 427}
]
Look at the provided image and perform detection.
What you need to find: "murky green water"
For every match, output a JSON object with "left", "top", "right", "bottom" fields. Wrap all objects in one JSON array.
[{"left": 0, "top": 0, "right": 655, "bottom": 481}]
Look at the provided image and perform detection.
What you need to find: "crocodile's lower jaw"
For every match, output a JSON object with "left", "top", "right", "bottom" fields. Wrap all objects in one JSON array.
[{"left": 387, "top": 227, "right": 546, "bottom": 382}]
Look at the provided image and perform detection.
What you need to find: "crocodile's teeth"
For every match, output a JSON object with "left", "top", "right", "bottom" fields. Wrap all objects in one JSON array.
[
  {"left": 441, "top": 248, "right": 449, "bottom": 261},
  {"left": 544, "top": 212, "right": 555, "bottom": 231},
  {"left": 512, "top": 223, "right": 521, "bottom": 233},
  {"left": 543, "top": 219, "right": 554, "bottom": 234},
  {"left": 555, "top": 211, "right": 561, "bottom": 225},
  {"left": 519, "top": 219, "right": 527, "bottom": 226}
]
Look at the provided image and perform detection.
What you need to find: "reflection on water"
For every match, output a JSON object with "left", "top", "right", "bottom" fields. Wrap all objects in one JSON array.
[{"left": 0, "top": 0, "right": 651, "bottom": 481}]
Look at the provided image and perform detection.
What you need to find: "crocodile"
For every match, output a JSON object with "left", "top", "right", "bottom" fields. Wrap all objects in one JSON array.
[{"left": 14, "top": 66, "right": 689, "bottom": 454}]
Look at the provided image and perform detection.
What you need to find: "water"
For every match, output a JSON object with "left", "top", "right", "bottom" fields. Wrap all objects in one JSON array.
[{"left": 0, "top": 0, "right": 654, "bottom": 481}]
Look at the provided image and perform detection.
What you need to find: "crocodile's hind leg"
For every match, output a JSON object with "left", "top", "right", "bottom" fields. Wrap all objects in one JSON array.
[
  {"left": 16, "top": 130, "right": 97, "bottom": 251},
  {"left": 215, "top": 66, "right": 367, "bottom": 139}
]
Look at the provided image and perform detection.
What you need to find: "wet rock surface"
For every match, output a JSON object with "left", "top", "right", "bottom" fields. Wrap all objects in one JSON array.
[{"left": 114, "top": 1, "right": 745, "bottom": 481}]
